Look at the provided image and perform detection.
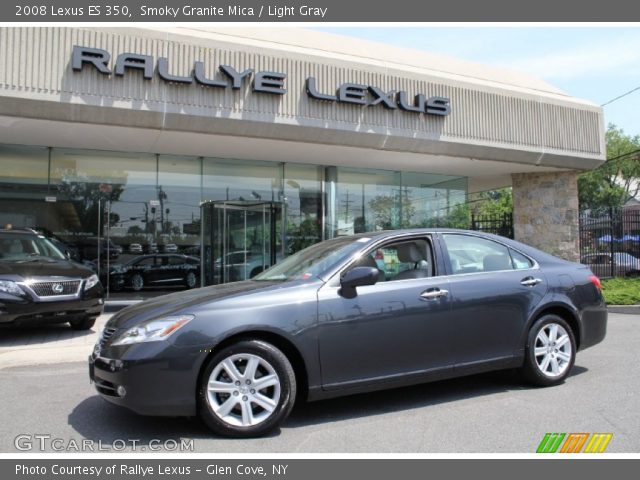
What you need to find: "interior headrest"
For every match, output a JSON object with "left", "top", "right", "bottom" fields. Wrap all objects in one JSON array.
[
  {"left": 397, "top": 243, "right": 424, "bottom": 263},
  {"left": 483, "top": 254, "right": 511, "bottom": 272}
]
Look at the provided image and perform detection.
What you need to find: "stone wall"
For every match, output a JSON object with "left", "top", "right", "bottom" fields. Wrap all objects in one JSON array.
[{"left": 512, "top": 171, "right": 580, "bottom": 262}]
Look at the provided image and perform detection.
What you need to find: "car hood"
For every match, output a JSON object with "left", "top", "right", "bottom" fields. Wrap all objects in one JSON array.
[
  {"left": 0, "top": 259, "right": 93, "bottom": 280},
  {"left": 105, "top": 279, "right": 319, "bottom": 330}
]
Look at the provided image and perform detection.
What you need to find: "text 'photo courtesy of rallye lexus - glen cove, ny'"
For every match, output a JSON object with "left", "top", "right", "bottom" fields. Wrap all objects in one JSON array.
[{"left": 89, "top": 230, "right": 607, "bottom": 438}]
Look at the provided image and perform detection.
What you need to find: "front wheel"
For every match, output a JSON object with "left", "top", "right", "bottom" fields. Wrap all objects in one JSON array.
[
  {"left": 130, "top": 273, "right": 144, "bottom": 291},
  {"left": 520, "top": 315, "right": 576, "bottom": 387},
  {"left": 185, "top": 271, "right": 197, "bottom": 289},
  {"left": 198, "top": 339, "right": 296, "bottom": 438}
]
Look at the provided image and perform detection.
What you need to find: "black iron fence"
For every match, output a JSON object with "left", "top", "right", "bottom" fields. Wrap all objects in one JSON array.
[
  {"left": 579, "top": 209, "right": 640, "bottom": 278},
  {"left": 469, "top": 213, "right": 514, "bottom": 239}
]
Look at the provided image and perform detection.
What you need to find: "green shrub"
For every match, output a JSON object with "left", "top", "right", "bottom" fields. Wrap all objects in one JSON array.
[{"left": 601, "top": 277, "right": 640, "bottom": 305}]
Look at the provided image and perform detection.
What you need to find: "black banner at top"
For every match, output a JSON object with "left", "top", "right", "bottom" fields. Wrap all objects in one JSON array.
[{"left": 3, "top": 0, "right": 640, "bottom": 22}]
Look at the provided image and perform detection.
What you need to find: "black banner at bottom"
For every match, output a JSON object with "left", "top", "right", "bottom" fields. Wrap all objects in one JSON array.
[{"left": 3, "top": 459, "right": 638, "bottom": 480}]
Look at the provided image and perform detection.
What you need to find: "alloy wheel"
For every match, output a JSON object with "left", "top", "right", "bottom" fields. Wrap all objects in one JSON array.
[
  {"left": 131, "top": 274, "right": 143, "bottom": 291},
  {"left": 206, "top": 353, "right": 281, "bottom": 427},
  {"left": 534, "top": 323, "right": 572, "bottom": 378}
]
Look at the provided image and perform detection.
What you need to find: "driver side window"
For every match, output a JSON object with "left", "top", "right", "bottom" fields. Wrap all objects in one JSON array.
[{"left": 352, "top": 238, "right": 434, "bottom": 282}]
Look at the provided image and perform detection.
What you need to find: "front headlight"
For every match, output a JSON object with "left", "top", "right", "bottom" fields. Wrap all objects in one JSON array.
[
  {"left": 111, "top": 315, "right": 194, "bottom": 346},
  {"left": 0, "top": 280, "right": 24, "bottom": 296},
  {"left": 84, "top": 274, "right": 100, "bottom": 291}
]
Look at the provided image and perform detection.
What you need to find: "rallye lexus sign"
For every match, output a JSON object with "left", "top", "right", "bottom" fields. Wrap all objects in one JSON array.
[{"left": 72, "top": 46, "right": 451, "bottom": 116}]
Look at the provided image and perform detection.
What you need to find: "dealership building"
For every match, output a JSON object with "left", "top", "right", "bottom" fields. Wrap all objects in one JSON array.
[{"left": 0, "top": 27, "right": 605, "bottom": 298}]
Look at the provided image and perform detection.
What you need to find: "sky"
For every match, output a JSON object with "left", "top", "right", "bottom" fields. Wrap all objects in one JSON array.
[{"left": 317, "top": 27, "right": 640, "bottom": 136}]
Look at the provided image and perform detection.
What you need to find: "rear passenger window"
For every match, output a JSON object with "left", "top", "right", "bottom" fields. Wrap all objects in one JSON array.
[
  {"left": 442, "top": 234, "right": 513, "bottom": 274},
  {"left": 510, "top": 249, "right": 533, "bottom": 269}
]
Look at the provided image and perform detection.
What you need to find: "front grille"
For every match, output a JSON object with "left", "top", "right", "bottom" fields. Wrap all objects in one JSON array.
[
  {"left": 99, "top": 327, "right": 117, "bottom": 348},
  {"left": 30, "top": 280, "right": 81, "bottom": 297}
]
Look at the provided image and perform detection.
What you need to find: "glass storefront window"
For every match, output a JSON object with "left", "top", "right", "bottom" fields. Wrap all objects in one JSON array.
[
  {"left": 0, "top": 143, "right": 468, "bottom": 298},
  {"left": 335, "top": 168, "right": 401, "bottom": 235},
  {"left": 400, "top": 173, "right": 468, "bottom": 228},
  {"left": 284, "top": 164, "right": 323, "bottom": 254},
  {"left": 49, "top": 149, "right": 157, "bottom": 293},
  {"left": 0, "top": 145, "right": 50, "bottom": 229},
  {"left": 158, "top": 155, "right": 202, "bottom": 257},
  {"left": 203, "top": 157, "right": 283, "bottom": 203}
]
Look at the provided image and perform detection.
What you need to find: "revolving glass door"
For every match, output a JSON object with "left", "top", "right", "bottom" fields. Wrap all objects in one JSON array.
[{"left": 201, "top": 201, "right": 283, "bottom": 285}]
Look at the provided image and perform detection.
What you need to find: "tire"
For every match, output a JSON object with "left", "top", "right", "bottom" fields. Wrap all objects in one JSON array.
[
  {"left": 130, "top": 273, "right": 144, "bottom": 291},
  {"left": 69, "top": 316, "right": 96, "bottom": 331},
  {"left": 185, "top": 271, "right": 197, "bottom": 289},
  {"left": 249, "top": 267, "right": 263, "bottom": 279},
  {"left": 198, "top": 339, "right": 296, "bottom": 438},
  {"left": 521, "top": 314, "right": 576, "bottom": 387}
]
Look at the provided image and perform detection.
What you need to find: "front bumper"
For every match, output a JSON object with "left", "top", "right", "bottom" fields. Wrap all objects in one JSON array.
[
  {"left": 0, "top": 295, "right": 104, "bottom": 326},
  {"left": 88, "top": 342, "right": 205, "bottom": 417}
]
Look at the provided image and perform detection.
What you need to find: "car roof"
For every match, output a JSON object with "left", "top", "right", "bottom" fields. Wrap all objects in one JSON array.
[{"left": 0, "top": 228, "right": 39, "bottom": 235}]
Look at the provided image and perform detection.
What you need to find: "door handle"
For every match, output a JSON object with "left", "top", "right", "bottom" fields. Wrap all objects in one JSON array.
[
  {"left": 520, "top": 277, "right": 543, "bottom": 287},
  {"left": 420, "top": 288, "right": 449, "bottom": 300}
]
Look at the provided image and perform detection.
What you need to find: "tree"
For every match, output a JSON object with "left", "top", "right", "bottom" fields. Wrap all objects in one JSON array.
[
  {"left": 367, "top": 191, "right": 416, "bottom": 229},
  {"left": 578, "top": 124, "right": 640, "bottom": 213}
]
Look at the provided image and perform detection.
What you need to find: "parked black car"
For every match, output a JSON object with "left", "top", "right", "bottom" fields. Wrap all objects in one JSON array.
[
  {"left": 109, "top": 254, "right": 200, "bottom": 291},
  {"left": 90, "top": 229, "right": 607, "bottom": 437},
  {"left": 27, "top": 227, "right": 81, "bottom": 262},
  {"left": 0, "top": 228, "right": 104, "bottom": 329},
  {"left": 74, "top": 236, "right": 120, "bottom": 262}
]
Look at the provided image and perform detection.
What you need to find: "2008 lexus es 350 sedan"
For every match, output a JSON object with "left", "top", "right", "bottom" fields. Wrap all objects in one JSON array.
[{"left": 89, "top": 229, "right": 607, "bottom": 437}]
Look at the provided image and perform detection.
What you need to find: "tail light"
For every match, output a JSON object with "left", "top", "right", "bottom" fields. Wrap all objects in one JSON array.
[{"left": 589, "top": 275, "right": 602, "bottom": 291}]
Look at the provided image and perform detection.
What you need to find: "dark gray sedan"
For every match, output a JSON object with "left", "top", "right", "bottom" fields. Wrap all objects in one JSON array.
[{"left": 89, "top": 230, "right": 607, "bottom": 437}]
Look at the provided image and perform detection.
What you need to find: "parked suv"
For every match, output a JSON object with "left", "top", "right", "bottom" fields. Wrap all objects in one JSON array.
[{"left": 0, "top": 229, "right": 104, "bottom": 329}]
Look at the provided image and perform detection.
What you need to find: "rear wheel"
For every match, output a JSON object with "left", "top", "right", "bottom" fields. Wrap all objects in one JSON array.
[
  {"left": 198, "top": 339, "right": 296, "bottom": 438},
  {"left": 521, "top": 315, "right": 576, "bottom": 387},
  {"left": 69, "top": 317, "right": 96, "bottom": 331}
]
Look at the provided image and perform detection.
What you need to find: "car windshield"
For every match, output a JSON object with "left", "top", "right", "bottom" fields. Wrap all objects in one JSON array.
[
  {"left": 0, "top": 233, "right": 66, "bottom": 261},
  {"left": 254, "top": 236, "right": 371, "bottom": 281}
]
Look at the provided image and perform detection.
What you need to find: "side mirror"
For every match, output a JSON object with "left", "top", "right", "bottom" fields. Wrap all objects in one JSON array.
[{"left": 340, "top": 266, "right": 379, "bottom": 298}]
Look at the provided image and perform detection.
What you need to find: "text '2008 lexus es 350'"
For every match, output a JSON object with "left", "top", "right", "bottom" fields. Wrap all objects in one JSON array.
[{"left": 89, "top": 229, "right": 607, "bottom": 437}]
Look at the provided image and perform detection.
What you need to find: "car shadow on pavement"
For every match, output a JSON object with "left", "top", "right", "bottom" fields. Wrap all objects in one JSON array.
[
  {"left": 0, "top": 324, "right": 97, "bottom": 347},
  {"left": 284, "top": 366, "right": 589, "bottom": 429},
  {"left": 68, "top": 396, "right": 213, "bottom": 446},
  {"left": 68, "top": 365, "right": 588, "bottom": 443}
]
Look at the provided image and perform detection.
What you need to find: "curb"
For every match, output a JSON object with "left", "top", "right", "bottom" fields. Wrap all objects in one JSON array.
[{"left": 607, "top": 305, "right": 640, "bottom": 315}]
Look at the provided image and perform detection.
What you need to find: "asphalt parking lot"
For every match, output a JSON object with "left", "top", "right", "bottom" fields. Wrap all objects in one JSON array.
[{"left": 0, "top": 313, "right": 638, "bottom": 453}]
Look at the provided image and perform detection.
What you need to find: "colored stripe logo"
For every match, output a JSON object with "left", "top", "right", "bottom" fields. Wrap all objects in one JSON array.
[{"left": 537, "top": 433, "right": 612, "bottom": 453}]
